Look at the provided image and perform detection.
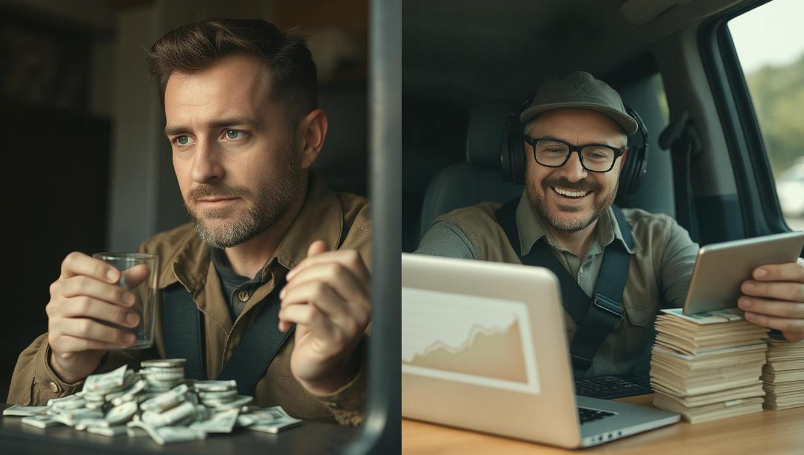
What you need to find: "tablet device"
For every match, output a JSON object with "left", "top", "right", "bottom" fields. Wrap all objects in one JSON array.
[{"left": 682, "top": 231, "right": 804, "bottom": 315}]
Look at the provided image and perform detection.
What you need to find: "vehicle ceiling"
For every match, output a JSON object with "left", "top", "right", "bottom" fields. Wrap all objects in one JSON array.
[{"left": 403, "top": 0, "right": 745, "bottom": 106}]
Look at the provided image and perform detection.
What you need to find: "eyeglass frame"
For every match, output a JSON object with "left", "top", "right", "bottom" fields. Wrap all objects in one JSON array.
[{"left": 523, "top": 135, "right": 626, "bottom": 173}]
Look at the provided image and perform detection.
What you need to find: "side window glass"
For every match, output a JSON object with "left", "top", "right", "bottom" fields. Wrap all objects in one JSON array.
[{"left": 728, "top": 0, "right": 804, "bottom": 231}]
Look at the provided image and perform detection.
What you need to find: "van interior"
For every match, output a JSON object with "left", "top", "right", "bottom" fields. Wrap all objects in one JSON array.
[{"left": 402, "top": 0, "right": 798, "bottom": 254}]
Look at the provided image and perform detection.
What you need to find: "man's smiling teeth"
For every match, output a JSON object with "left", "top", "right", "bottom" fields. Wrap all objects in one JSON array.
[{"left": 552, "top": 187, "right": 589, "bottom": 198}]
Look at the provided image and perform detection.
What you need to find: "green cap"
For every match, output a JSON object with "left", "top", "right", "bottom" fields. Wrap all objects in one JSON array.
[{"left": 520, "top": 71, "right": 638, "bottom": 135}]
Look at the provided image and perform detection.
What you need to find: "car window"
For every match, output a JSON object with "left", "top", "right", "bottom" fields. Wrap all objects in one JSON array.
[{"left": 728, "top": 0, "right": 804, "bottom": 231}]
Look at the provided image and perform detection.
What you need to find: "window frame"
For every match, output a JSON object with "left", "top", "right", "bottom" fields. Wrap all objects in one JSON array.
[
  {"left": 343, "top": 0, "right": 402, "bottom": 454},
  {"left": 698, "top": 0, "right": 795, "bottom": 239}
]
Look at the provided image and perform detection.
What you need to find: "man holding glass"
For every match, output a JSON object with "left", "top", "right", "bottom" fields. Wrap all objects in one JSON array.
[
  {"left": 9, "top": 19, "right": 371, "bottom": 426},
  {"left": 417, "top": 71, "right": 804, "bottom": 377}
]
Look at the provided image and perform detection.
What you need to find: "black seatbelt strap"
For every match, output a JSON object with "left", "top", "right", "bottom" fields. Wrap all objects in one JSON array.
[
  {"left": 162, "top": 278, "right": 292, "bottom": 396},
  {"left": 495, "top": 199, "right": 633, "bottom": 374}
]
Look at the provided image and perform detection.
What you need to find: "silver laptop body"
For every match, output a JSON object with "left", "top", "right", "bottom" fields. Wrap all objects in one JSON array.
[{"left": 401, "top": 253, "right": 680, "bottom": 448}]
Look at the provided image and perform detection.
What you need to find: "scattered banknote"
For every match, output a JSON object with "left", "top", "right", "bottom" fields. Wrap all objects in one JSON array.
[
  {"left": 4, "top": 358, "right": 303, "bottom": 444},
  {"left": 189, "top": 408, "right": 239, "bottom": 433},
  {"left": 83, "top": 365, "right": 128, "bottom": 393},
  {"left": 128, "top": 420, "right": 206, "bottom": 445},
  {"left": 21, "top": 415, "right": 64, "bottom": 429},
  {"left": 239, "top": 406, "right": 303, "bottom": 433},
  {"left": 3, "top": 405, "right": 49, "bottom": 417}
]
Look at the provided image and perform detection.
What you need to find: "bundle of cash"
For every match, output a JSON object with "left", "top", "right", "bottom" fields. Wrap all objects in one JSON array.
[
  {"left": 762, "top": 337, "right": 804, "bottom": 410},
  {"left": 650, "top": 308, "right": 769, "bottom": 423},
  {"left": 4, "top": 360, "right": 302, "bottom": 444},
  {"left": 140, "top": 359, "right": 186, "bottom": 392}
]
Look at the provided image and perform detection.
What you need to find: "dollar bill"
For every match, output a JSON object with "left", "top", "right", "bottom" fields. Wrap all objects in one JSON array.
[
  {"left": 51, "top": 409, "right": 104, "bottom": 426},
  {"left": 105, "top": 401, "right": 138, "bottom": 425},
  {"left": 140, "top": 387, "right": 187, "bottom": 413},
  {"left": 660, "top": 308, "right": 746, "bottom": 324},
  {"left": 127, "top": 420, "right": 206, "bottom": 445},
  {"left": 84, "top": 365, "right": 128, "bottom": 393},
  {"left": 142, "top": 401, "right": 196, "bottom": 428},
  {"left": 194, "top": 380, "right": 237, "bottom": 392},
  {"left": 189, "top": 408, "right": 239, "bottom": 433},
  {"left": 3, "top": 405, "right": 49, "bottom": 417},
  {"left": 240, "top": 406, "right": 302, "bottom": 433},
  {"left": 21, "top": 415, "right": 64, "bottom": 429},
  {"left": 74, "top": 418, "right": 109, "bottom": 431}
]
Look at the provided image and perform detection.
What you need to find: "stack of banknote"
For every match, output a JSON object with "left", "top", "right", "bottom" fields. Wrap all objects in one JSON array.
[
  {"left": 650, "top": 308, "right": 769, "bottom": 423},
  {"left": 3, "top": 361, "right": 302, "bottom": 444},
  {"left": 762, "top": 337, "right": 804, "bottom": 410}
]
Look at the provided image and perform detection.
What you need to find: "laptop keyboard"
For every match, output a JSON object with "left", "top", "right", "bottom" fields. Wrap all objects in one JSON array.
[
  {"left": 574, "top": 372, "right": 653, "bottom": 400},
  {"left": 578, "top": 407, "right": 616, "bottom": 424}
]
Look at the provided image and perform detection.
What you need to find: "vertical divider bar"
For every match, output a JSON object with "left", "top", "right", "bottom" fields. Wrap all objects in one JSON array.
[{"left": 344, "top": 0, "right": 402, "bottom": 454}]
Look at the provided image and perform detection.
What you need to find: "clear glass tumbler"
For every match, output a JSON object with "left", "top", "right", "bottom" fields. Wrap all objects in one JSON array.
[{"left": 92, "top": 252, "right": 159, "bottom": 349}]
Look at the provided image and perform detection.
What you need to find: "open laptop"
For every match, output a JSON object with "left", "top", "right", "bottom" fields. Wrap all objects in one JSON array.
[{"left": 401, "top": 253, "right": 680, "bottom": 448}]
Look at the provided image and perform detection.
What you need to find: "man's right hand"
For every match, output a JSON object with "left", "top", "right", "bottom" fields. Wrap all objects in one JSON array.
[{"left": 46, "top": 252, "right": 147, "bottom": 384}]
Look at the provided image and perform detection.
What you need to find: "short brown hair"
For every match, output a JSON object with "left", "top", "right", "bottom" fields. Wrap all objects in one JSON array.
[{"left": 145, "top": 18, "right": 317, "bottom": 128}]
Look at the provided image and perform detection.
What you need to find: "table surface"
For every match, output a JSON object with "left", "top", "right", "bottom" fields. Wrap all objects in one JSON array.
[
  {"left": 402, "top": 394, "right": 804, "bottom": 455},
  {"left": 0, "top": 404, "right": 359, "bottom": 455}
]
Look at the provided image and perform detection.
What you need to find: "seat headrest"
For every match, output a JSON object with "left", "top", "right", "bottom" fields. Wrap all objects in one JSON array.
[{"left": 465, "top": 101, "right": 513, "bottom": 169}]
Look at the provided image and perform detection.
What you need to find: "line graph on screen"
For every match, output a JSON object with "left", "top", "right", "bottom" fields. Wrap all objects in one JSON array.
[{"left": 402, "top": 287, "right": 540, "bottom": 394}]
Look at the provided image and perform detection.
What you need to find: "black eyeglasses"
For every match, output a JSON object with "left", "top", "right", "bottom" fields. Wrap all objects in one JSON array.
[{"left": 523, "top": 136, "right": 625, "bottom": 173}]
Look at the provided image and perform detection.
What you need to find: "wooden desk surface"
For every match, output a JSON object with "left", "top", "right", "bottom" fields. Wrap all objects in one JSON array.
[{"left": 402, "top": 394, "right": 804, "bottom": 455}]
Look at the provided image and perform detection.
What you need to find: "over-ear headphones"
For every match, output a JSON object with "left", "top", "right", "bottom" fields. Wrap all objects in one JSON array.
[{"left": 500, "top": 95, "right": 649, "bottom": 197}]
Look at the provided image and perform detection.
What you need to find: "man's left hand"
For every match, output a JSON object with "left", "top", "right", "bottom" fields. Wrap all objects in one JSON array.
[
  {"left": 739, "top": 257, "right": 804, "bottom": 342},
  {"left": 278, "top": 240, "right": 371, "bottom": 395}
]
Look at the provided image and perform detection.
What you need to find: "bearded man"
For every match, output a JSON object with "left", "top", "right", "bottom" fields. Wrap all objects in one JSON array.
[
  {"left": 9, "top": 19, "right": 371, "bottom": 426},
  {"left": 416, "top": 71, "right": 804, "bottom": 377}
]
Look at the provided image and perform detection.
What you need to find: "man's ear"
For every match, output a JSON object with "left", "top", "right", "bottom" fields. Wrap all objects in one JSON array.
[{"left": 297, "top": 109, "right": 328, "bottom": 170}]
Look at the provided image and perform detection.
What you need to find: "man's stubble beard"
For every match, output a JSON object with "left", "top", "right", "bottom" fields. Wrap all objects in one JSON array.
[
  {"left": 525, "top": 171, "right": 619, "bottom": 233},
  {"left": 185, "top": 138, "right": 302, "bottom": 249}
]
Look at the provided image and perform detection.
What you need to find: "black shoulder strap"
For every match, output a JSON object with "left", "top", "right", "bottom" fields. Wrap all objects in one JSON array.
[
  {"left": 162, "top": 283, "right": 206, "bottom": 381},
  {"left": 217, "top": 280, "right": 292, "bottom": 395},
  {"left": 162, "top": 279, "right": 292, "bottom": 396},
  {"left": 495, "top": 199, "right": 632, "bottom": 375}
]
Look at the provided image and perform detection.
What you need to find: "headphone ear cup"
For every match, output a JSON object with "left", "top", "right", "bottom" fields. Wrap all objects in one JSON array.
[
  {"left": 619, "top": 143, "right": 636, "bottom": 196},
  {"left": 625, "top": 143, "right": 648, "bottom": 196},
  {"left": 501, "top": 94, "right": 535, "bottom": 184},
  {"left": 509, "top": 131, "right": 526, "bottom": 185},
  {"left": 620, "top": 106, "right": 649, "bottom": 196}
]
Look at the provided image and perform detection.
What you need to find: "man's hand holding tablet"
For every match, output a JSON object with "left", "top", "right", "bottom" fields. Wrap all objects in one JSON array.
[
  {"left": 681, "top": 232, "right": 804, "bottom": 343},
  {"left": 739, "top": 257, "right": 804, "bottom": 342}
]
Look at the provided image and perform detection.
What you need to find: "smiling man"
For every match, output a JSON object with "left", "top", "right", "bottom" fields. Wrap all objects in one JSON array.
[
  {"left": 9, "top": 19, "right": 371, "bottom": 426},
  {"left": 417, "top": 71, "right": 804, "bottom": 377}
]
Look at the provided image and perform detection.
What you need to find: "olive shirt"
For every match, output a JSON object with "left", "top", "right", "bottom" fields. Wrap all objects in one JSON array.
[
  {"left": 416, "top": 193, "right": 699, "bottom": 377},
  {"left": 8, "top": 173, "right": 371, "bottom": 426}
]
